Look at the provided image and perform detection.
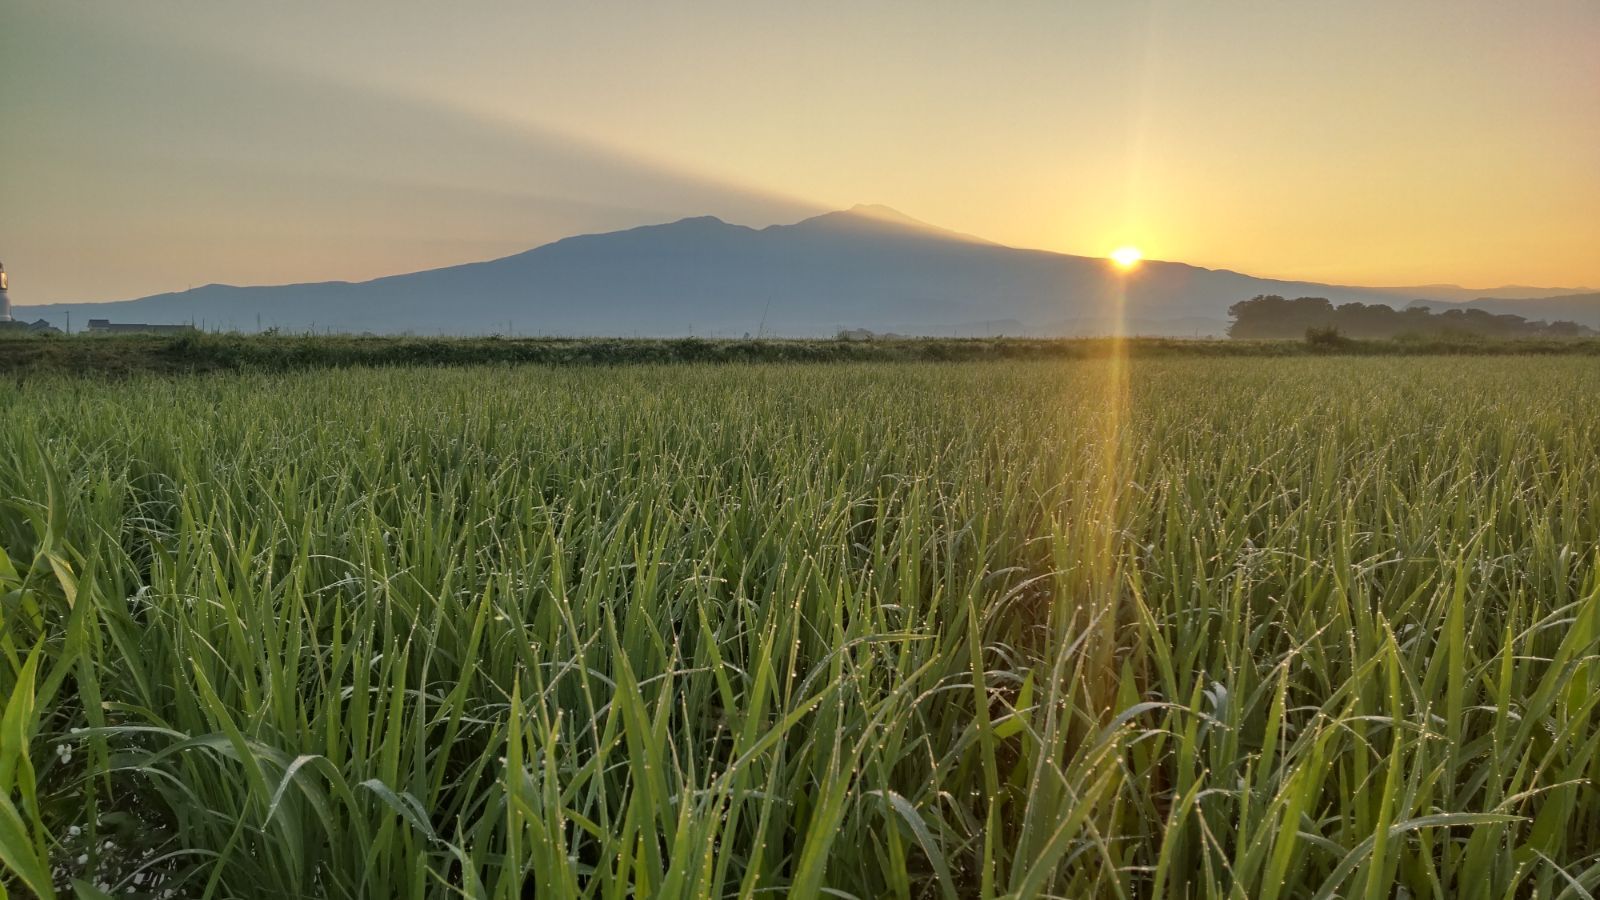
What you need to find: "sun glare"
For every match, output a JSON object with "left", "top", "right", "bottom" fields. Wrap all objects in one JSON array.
[{"left": 1110, "top": 246, "right": 1143, "bottom": 269}]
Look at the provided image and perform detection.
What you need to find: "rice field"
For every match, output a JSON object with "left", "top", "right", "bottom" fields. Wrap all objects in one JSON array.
[{"left": 4, "top": 357, "right": 1600, "bottom": 898}]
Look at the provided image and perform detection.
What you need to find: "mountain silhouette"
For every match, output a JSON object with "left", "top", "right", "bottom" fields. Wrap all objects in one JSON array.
[{"left": 19, "top": 206, "right": 1596, "bottom": 336}]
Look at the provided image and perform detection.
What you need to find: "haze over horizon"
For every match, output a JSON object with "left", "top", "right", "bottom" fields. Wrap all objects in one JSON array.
[{"left": 3, "top": 1, "right": 1598, "bottom": 305}]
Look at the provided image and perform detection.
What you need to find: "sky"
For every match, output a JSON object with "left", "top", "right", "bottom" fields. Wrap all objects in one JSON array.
[{"left": 2, "top": 1, "right": 1597, "bottom": 304}]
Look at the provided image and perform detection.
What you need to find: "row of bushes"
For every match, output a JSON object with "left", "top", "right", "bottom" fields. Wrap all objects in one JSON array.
[{"left": 5, "top": 331, "right": 1600, "bottom": 376}]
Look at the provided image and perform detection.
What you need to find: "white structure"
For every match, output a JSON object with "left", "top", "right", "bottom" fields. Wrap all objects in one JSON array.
[{"left": 0, "top": 261, "right": 10, "bottom": 322}]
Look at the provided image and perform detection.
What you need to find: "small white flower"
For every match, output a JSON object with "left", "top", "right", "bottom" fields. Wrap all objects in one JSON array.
[{"left": 68, "top": 825, "right": 81, "bottom": 837}]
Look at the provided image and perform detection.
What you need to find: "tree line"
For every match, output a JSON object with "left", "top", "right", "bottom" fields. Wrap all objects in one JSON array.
[{"left": 1228, "top": 295, "right": 1595, "bottom": 340}]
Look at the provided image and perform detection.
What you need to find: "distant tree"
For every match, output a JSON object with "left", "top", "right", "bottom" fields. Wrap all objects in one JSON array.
[
  {"left": 1227, "top": 295, "right": 1596, "bottom": 341},
  {"left": 1305, "top": 325, "right": 1350, "bottom": 349},
  {"left": 1229, "top": 295, "right": 1336, "bottom": 338}
]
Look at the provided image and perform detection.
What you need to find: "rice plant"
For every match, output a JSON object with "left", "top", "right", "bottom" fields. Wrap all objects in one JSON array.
[{"left": 4, "top": 357, "right": 1600, "bottom": 898}]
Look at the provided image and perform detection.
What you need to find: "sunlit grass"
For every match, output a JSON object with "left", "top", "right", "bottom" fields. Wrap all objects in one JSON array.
[{"left": 4, "top": 358, "right": 1600, "bottom": 897}]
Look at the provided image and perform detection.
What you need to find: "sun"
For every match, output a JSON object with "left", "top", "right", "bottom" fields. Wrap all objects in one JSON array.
[{"left": 1110, "top": 246, "right": 1143, "bottom": 269}]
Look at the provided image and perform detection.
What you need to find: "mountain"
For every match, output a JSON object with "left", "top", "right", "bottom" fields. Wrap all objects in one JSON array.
[
  {"left": 17, "top": 205, "right": 1580, "bottom": 337},
  {"left": 1368, "top": 284, "right": 1596, "bottom": 304}
]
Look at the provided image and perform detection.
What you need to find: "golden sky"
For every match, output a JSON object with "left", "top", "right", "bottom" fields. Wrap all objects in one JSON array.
[{"left": 2, "top": 1, "right": 1597, "bottom": 303}]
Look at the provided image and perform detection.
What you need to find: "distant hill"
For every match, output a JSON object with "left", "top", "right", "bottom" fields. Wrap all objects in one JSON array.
[
  {"left": 1369, "top": 284, "right": 1596, "bottom": 304},
  {"left": 18, "top": 206, "right": 1585, "bottom": 337}
]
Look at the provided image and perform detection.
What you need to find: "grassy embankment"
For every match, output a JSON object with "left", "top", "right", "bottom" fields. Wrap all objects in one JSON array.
[
  {"left": 4, "top": 330, "right": 1600, "bottom": 376},
  {"left": 4, "top": 358, "right": 1600, "bottom": 897}
]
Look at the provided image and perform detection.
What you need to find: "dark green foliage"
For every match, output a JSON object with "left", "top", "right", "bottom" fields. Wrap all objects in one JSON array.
[
  {"left": 4, "top": 330, "right": 1600, "bottom": 377},
  {"left": 1230, "top": 294, "right": 1596, "bottom": 340},
  {"left": 1304, "top": 325, "right": 1351, "bottom": 349}
]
